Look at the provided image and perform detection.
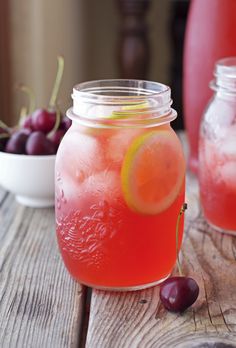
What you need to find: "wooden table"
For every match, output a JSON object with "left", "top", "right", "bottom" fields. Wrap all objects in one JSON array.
[{"left": 1, "top": 145, "right": 236, "bottom": 347}]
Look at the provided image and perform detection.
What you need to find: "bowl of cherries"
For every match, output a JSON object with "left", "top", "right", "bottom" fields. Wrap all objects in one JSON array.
[{"left": 0, "top": 56, "right": 71, "bottom": 207}]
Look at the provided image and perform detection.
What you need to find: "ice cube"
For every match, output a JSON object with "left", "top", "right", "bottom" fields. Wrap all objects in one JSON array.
[
  {"left": 86, "top": 104, "right": 118, "bottom": 119},
  {"left": 220, "top": 161, "right": 236, "bottom": 190},
  {"left": 57, "top": 130, "right": 105, "bottom": 181},
  {"left": 219, "top": 125, "right": 236, "bottom": 159},
  {"left": 106, "top": 129, "right": 142, "bottom": 164},
  {"left": 82, "top": 170, "right": 121, "bottom": 203},
  {"left": 199, "top": 138, "right": 217, "bottom": 168},
  {"left": 206, "top": 99, "right": 235, "bottom": 131},
  {"left": 55, "top": 171, "right": 83, "bottom": 214},
  {"left": 57, "top": 170, "right": 121, "bottom": 210}
]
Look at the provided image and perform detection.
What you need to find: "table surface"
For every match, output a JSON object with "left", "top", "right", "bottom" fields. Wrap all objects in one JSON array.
[{"left": 1, "top": 135, "right": 236, "bottom": 348}]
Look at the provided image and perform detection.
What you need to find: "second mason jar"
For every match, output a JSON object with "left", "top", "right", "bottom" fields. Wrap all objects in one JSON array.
[
  {"left": 55, "top": 79, "right": 185, "bottom": 290},
  {"left": 199, "top": 57, "right": 236, "bottom": 234}
]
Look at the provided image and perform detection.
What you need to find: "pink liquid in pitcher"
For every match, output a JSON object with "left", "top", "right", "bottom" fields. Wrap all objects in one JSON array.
[{"left": 183, "top": 0, "right": 236, "bottom": 174}]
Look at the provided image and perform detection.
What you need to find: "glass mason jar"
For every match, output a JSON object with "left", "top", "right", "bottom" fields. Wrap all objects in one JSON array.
[
  {"left": 199, "top": 57, "right": 236, "bottom": 234},
  {"left": 55, "top": 79, "right": 186, "bottom": 290}
]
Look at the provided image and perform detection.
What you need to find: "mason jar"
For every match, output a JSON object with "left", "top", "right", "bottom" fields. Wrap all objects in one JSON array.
[
  {"left": 55, "top": 79, "right": 185, "bottom": 290},
  {"left": 199, "top": 57, "right": 236, "bottom": 234}
]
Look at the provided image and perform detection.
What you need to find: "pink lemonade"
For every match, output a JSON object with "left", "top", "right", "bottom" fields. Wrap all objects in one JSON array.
[
  {"left": 55, "top": 80, "right": 186, "bottom": 290},
  {"left": 199, "top": 58, "right": 236, "bottom": 234},
  {"left": 199, "top": 133, "right": 236, "bottom": 232},
  {"left": 184, "top": 0, "right": 236, "bottom": 174}
]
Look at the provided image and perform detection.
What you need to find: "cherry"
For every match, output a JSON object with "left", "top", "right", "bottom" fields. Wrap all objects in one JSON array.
[
  {"left": 48, "top": 129, "right": 65, "bottom": 150},
  {"left": 19, "top": 128, "right": 32, "bottom": 136},
  {"left": 160, "top": 276, "right": 199, "bottom": 313},
  {"left": 1, "top": 57, "right": 65, "bottom": 155},
  {"left": 59, "top": 116, "right": 72, "bottom": 131},
  {"left": 31, "top": 108, "right": 56, "bottom": 133},
  {"left": 22, "top": 115, "right": 33, "bottom": 130},
  {"left": 46, "top": 107, "right": 64, "bottom": 150},
  {"left": 26, "top": 131, "right": 56, "bottom": 155},
  {"left": 5, "top": 130, "right": 29, "bottom": 154},
  {"left": 159, "top": 203, "right": 200, "bottom": 313},
  {"left": 28, "top": 56, "right": 65, "bottom": 135}
]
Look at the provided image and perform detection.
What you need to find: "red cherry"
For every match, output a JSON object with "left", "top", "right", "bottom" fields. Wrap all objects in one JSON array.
[
  {"left": 22, "top": 115, "right": 34, "bottom": 130},
  {"left": 59, "top": 116, "right": 72, "bottom": 131},
  {"left": 48, "top": 129, "right": 65, "bottom": 150},
  {"left": 26, "top": 131, "right": 56, "bottom": 155},
  {"left": 5, "top": 130, "right": 29, "bottom": 154},
  {"left": 31, "top": 108, "right": 56, "bottom": 133},
  {"left": 19, "top": 128, "right": 32, "bottom": 136},
  {"left": 160, "top": 276, "right": 199, "bottom": 312}
]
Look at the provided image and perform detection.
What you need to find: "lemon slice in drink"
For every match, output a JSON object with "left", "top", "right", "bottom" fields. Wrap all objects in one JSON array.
[
  {"left": 122, "top": 101, "right": 149, "bottom": 110},
  {"left": 121, "top": 129, "right": 185, "bottom": 215},
  {"left": 108, "top": 101, "right": 149, "bottom": 119}
]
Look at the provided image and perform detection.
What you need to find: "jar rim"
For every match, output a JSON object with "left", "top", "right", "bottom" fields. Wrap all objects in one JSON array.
[
  {"left": 214, "top": 57, "right": 236, "bottom": 78},
  {"left": 73, "top": 79, "right": 170, "bottom": 102},
  {"left": 69, "top": 79, "right": 176, "bottom": 129},
  {"left": 211, "top": 57, "right": 236, "bottom": 95}
]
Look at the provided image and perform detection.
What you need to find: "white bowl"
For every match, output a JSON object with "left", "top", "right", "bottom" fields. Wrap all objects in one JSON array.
[{"left": 0, "top": 151, "right": 56, "bottom": 207}]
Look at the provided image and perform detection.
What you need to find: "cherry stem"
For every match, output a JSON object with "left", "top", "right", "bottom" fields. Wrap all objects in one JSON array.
[
  {"left": 0, "top": 120, "right": 10, "bottom": 131},
  {"left": 19, "top": 106, "right": 28, "bottom": 123},
  {"left": 19, "top": 84, "right": 36, "bottom": 114},
  {"left": 176, "top": 202, "right": 187, "bottom": 276},
  {"left": 49, "top": 56, "right": 64, "bottom": 109},
  {"left": 47, "top": 108, "right": 61, "bottom": 137}
]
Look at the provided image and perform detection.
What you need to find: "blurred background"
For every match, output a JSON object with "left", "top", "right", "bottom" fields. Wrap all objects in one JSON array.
[{"left": 0, "top": 0, "right": 189, "bottom": 129}]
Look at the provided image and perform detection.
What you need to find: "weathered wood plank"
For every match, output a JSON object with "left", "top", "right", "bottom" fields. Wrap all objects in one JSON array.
[
  {"left": 86, "top": 173, "right": 236, "bottom": 347},
  {"left": 0, "top": 195, "right": 85, "bottom": 348}
]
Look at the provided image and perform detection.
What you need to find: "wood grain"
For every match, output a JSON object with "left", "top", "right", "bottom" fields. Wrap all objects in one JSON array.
[
  {"left": 0, "top": 192, "right": 85, "bottom": 348},
  {"left": 86, "top": 173, "right": 236, "bottom": 347}
]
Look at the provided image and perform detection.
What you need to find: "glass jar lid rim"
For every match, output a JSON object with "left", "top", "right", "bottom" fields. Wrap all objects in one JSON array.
[
  {"left": 215, "top": 57, "right": 236, "bottom": 78},
  {"left": 72, "top": 79, "right": 170, "bottom": 102}
]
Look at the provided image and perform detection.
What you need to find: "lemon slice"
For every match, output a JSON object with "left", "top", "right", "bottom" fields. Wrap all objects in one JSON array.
[
  {"left": 121, "top": 130, "right": 185, "bottom": 215},
  {"left": 122, "top": 101, "right": 149, "bottom": 111},
  {"left": 111, "top": 101, "right": 149, "bottom": 119}
]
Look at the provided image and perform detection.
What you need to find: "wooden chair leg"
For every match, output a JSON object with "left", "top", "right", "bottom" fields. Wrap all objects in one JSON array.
[{"left": 116, "top": 0, "right": 151, "bottom": 79}]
